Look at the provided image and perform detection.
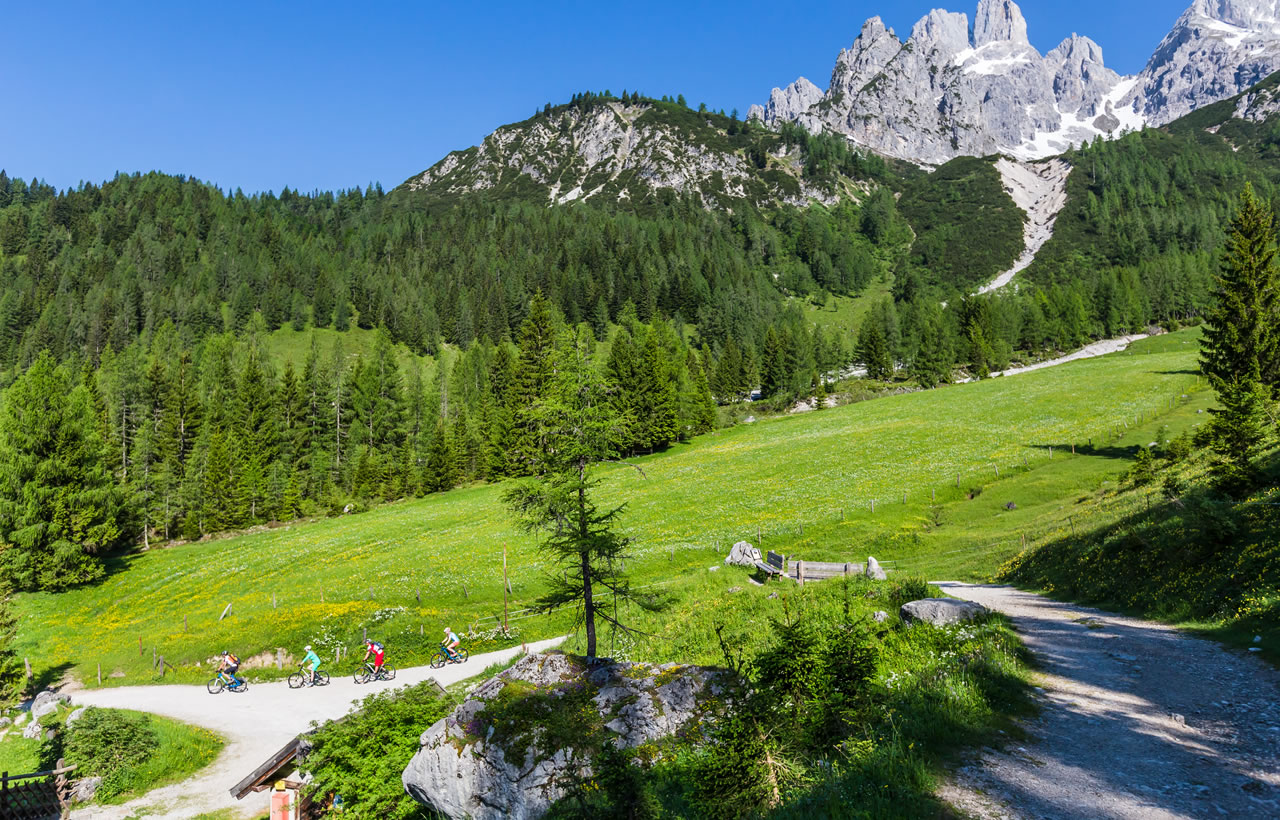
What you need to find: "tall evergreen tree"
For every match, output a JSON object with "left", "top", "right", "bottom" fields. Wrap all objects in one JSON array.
[
  {"left": 1202, "top": 184, "right": 1280, "bottom": 391},
  {"left": 0, "top": 353, "right": 130, "bottom": 590}
]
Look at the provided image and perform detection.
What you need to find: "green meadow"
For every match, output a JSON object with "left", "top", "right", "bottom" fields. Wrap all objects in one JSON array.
[{"left": 15, "top": 331, "right": 1205, "bottom": 686}]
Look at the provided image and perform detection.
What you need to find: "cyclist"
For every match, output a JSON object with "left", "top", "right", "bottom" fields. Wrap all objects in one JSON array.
[
  {"left": 218, "top": 650, "right": 242, "bottom": 687},
  {"left": 362, "top": 638, "right": 385, "bottom": 676},
  {"left": 301, "top": 644, "right": 321, "bottom": 686},
  {"left": 442, "top": 627, "right": 461, "bottom": 661}
]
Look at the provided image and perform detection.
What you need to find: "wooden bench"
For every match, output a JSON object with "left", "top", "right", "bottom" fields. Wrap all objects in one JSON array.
[
  {"left": 789, "top": 560, "right": 866, "bottom": 585},
  {"left": 754, "top": 551, "right": 787, "bottom": 578}
]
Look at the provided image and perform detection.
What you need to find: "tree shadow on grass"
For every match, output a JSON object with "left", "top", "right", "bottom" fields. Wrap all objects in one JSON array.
[
  {"left": 25, "top": 662, "right": 73, "bottom": 699},
  {"left": 1027, "top": 441, "right": 1143, "bottom": 461}
]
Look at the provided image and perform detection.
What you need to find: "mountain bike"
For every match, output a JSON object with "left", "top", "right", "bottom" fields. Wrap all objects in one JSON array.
[
  {"left": 288, "top": 664, "right": 331, "bottom": 689},
  {"left": 430, "top": 645, "right": 469, "bottom": 669},
  {"left": 207, "top": 670, "right": 248, "bottom": 694},
  {"left": 353, "top": 661, "right": 396, "bottom": 684}
]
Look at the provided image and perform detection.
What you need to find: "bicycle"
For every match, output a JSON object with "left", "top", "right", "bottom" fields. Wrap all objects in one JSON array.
[
  {"left": 430, "top": 644, "right": 469, "bottom": 669},
  {"left": 207, "top": 670, "right": 248, "bottom": 694},
  {"left": 288, "top": 663, "right": 331, "bottom": 689},
  {"left": 353, "top": 661, "right": 396, "bottom": 684}
]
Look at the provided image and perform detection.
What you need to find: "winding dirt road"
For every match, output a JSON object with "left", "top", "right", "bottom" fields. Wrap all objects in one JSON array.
[
  {"left": 935, "top": 583, "right": 1280, "bottom": 819},
  {"left": 68, "top": 637, "right": 565, "bottom": 820}
]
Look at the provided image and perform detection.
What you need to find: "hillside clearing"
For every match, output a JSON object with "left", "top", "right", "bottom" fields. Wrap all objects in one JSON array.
[{"left": 14, "top": 331, "right": 1205, "bottom": 687}]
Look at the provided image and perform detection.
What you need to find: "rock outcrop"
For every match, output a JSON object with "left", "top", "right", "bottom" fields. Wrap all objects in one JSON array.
[
  {"left": 724, "top": 541, "right": 762, "bottom": 567},
  {"left": 407, "top": 100, "right": 847, "bottom": 209},
  {"left": 1129, "top": 0, "right": 1280, "bottom": 125},
  {"left": 402, "top": 651, "right": 726, "bottom": 820},
  {"left": 751, "top": 0, "right": 1280, "bottom": 164},
  {"left": 900, "top": 598, "right": 990, "bottom": 626}
]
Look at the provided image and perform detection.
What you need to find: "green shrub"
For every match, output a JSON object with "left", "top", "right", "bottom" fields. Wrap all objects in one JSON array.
[
  {"left": 59, "top": 708, "right": 157, "bottom": 800},
  {"left": 887, "top": 576, "right": 931, "bottom": 609},
  {"left": 304, "top": 680, "right": 450, "bottom": 819}
]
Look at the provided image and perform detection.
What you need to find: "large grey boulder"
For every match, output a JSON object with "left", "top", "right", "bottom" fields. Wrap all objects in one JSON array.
[
  {"left": 900, "top": 598, "right": 990, "bottom": 626},
  {"left": 724, "top": 541, "right": 761, "bottom": 568},
  {"left": 402, "top": 651, "right": 726, "bottom": 820},
  {"left": 71, "top": 776, "right": 102, "bottom": 803},
  {"left": 65, "top": 707, "right": 87, "bottom": 728},
  {"left": 865, "top": 556, "right": 887, "bottom": 580},
  {"left": 31, "top": 689, "right": 68, "bottom": 717},
  {"left": 22, "top": 719, "right": 42, "bottom": 740}
]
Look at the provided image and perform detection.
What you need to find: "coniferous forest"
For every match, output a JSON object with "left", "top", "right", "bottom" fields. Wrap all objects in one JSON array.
[{"left": 1, "top": 79, "right": 1279, "bottom": 589}]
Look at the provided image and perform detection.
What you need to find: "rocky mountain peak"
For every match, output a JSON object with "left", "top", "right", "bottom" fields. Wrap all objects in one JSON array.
[
  {"left": 973, "top": 0, "right": 1030, "bottom": 46},
  {"left": 750, "top": 0, "right": 1280, "bottom": 164},
  {"left": 910, "top": 9, "right": 971, "bottom": 55}
]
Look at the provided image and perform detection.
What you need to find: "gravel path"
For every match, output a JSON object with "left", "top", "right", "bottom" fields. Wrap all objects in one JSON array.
[
  {"left": 67, "top": 637, "right": 565, "bottom": 820},
  {"left": 933, "top": 583, "right": 1280, "bottom": 819}
]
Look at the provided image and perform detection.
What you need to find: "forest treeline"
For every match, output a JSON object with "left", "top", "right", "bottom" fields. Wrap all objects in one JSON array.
[{"left": 0, "top": 294, "right": 722, "bottom": 591}]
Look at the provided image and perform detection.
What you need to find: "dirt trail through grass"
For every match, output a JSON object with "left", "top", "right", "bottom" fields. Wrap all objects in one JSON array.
[
  {"left": 66, "top": 637, "right": 564, "bottom": 820},
  {"left": 934, "top": 583, "right": 1280, "bottom": 819}
]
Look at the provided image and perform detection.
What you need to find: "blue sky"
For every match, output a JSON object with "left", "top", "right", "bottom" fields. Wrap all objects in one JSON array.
[{"left": 2, "top": 0, "right": 1190, "bottom": 194}]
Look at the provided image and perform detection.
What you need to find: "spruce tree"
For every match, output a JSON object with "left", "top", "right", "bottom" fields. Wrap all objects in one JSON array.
[
  {"left": 1202, "top": 183, "right": 1280, "bottom": 391},
  {"left": 200, "top": 430, "right": 236, "bottom": 533},
  {"left": 855, "top": 320, "right": 892, "bottom": 381},
  {"left": 0, "top": 354, "right": 129, "bottom": 590}
]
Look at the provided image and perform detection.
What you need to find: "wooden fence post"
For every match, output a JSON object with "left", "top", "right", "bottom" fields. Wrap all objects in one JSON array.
[
  {"left": 97, "top": 663, "right": 101, "bottom": 686},
  {"left": 995, "top": 466, "right": 999, "bottom": 479},
  {"left": 870, "top": 499, "right": 875, "bottom": 514},
  {"left": 139, "top": 636, "right": 143, "bottom": 656},
  {"left": 932, "top": 488, "right": 936, "bottom": 502},
  {"left": 272, "top": 593, "right": 276, "bottom": 609},
  {"left": 420, "top": 624, "right": 424, "bottom": 637},
  {"left": 797, "top": 561, "right": 805, "bottom": 586},
  {"left": 335, "top": 647, "right": 340, "bottom": 666},
  {"left": 24, "top": 658, "right": 31, "bottom": 681},
  {"left": 902, "top": 491, "right": 907, "bottom": 504},
  {"left": 219, "top": 603, "right": 232, "bottom": 621},
  {"left": 462, "top": 583, "right": 469, "bottom": 599},
  {"left": 956, "top": 472, "right": 960, "bottom": 488},
  {"left": 159, "top": 655, "right": 164, "bottom": 677},
  {"left": 416, "top": 589, "right": 421, "bottom": 604},
  {"left": 363, "top": 627, "right": 367, "bottom": 643}
]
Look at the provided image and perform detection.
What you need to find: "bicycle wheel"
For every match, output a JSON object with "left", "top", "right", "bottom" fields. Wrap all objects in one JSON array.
[
  {"left": 430, "top": 652, "right": 446, "bottom": 669},
  {"left": 230, "top": 679, "right": 248, "bottom": 693},
  {"left": 315, "top": 670, "right": 330, "bottom": 686},
  {"left": 455, "top": 648, "right": 469, "bottom": 664},
  {"left": 207, "top": 677, "right": 225, "bottom": 695},
  {"left": 353, "top": 666, "right": 371, "bottom": 685},
  {"left": 288, "top": 673, "right": 304, "bottom": 689},
  {"left": 379, "top": 665, "right": 396, "bottom": 681}
]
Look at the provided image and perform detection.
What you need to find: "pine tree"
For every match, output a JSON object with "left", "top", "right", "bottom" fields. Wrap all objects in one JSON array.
[
  {"left": 856, "top": 320, "right": 892, "bottom": 381},
  {"left": 233, "top": 350, "right": 278, "bottom": 522},
  {"left": 0, "top": 354, "right": 129, "bottom": 590},
  {"left": 422, "top": 422, "right": 457, "bottom": 493},
  {"left": 511, "top": 293, "right": 558, "bottom": 473},
  {"left": 503, "top": 327, "right": 655, "bottom": 661},
  {"left": 1202, "top": 183, "right": 1280, "bottom": 391},
  {"left": 760, "top": 327, "right": 787, "bottom": 397},
  {"left": 1209, "top": 369, "right": 1271, "bottom": 487},
  {"left": 200, "top": 429, "right": 236, "bottom": 533}
]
